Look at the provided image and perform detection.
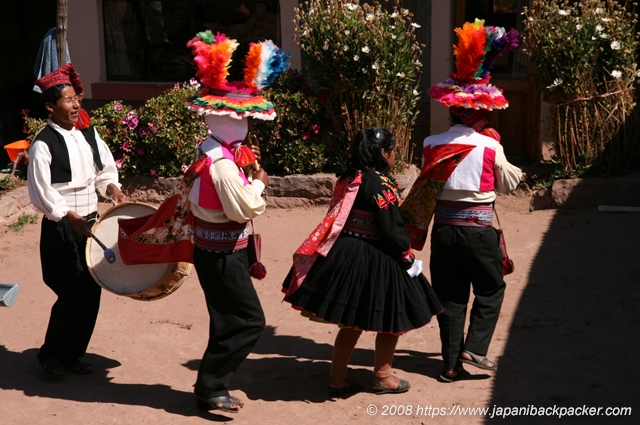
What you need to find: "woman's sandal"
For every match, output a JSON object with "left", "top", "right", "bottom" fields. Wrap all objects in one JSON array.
[
  {"left": 328, "top": 382, "right": 363, "bottom": 397},
  {"left": 372, "top": 379, "right": 411, "bottom": 395},
  {"left": 196, "top": 395, "right": 244, "bottom": 413},
  {"left": 459, "top": 350, "right": 498, "bottom": 372},
  {"left": 39, "top": 358, "right": 64, "bottom": 377}
]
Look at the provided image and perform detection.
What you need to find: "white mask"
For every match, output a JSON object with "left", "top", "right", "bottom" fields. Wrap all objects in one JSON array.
[{"left": 205, "top": 115, "right": 248, "bottom": 144}]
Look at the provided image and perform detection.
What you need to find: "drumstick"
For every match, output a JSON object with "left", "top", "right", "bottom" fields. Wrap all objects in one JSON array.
[{"left": 87, "top": 230, "right": 117, "bottom": 264}]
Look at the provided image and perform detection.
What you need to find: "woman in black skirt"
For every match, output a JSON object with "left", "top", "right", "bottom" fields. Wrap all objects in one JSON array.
[{"left": 282, "top": 127, "right": 443, "bottom": 396}]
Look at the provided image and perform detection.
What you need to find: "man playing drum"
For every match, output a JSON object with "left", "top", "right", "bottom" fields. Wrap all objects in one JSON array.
[
  {"left": 184, "top": 32, "right": 289, "bottom": 413},
  {"left": 28, "top": 63, "right": 127, "bottom": 377}
]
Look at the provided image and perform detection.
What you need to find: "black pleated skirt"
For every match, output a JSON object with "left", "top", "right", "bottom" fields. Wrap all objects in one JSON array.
[{"left": 283, "top": 234, "right": 443, "bottom": 334}]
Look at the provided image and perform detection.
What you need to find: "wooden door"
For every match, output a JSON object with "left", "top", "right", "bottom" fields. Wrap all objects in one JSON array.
[{"left": 457, "top": 0, "right": 539, "bottom": 164}]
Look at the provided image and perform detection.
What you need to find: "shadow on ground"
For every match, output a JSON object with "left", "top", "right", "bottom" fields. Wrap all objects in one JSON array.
[{"left": 487, "top": 181, "right": 640, "bottom": 424}]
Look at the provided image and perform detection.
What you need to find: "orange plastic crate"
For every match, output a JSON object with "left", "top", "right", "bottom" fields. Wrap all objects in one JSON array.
[{"left": 4, "top": 140, "right": 30, "bottom": 163}]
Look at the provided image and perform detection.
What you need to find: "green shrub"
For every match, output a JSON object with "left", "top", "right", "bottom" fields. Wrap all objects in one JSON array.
[
  {"left": 294, "top": 0, "right": 423, "bottom": 168},
  {"left": 523, "top": 0, "right": 640, "bottom": 176},
  {"left": 92, "top": 80, "right": 208, "bottom": 177},
  {"left": 249, "top": 69, "right": 333, "bottom": 175}
]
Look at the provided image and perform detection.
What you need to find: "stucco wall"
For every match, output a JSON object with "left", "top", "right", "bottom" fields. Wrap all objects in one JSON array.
[
  {"left": 67, "top": 0, "right": 301, "bottom": 100},
  {"left": 68, "top": 0, "right": 104, "bottom": 99}
]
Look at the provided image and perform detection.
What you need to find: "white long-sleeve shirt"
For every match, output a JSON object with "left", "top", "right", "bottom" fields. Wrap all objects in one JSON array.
[
  {"left": 423, "top": 125, "right": 523, "bottom": 203},
  {"left": 27, "top": 121, "right": 121, "bottom": 221}
]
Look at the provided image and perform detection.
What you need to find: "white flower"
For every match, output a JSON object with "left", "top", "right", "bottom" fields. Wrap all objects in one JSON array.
[
  {"left": 322, "top": 42, "right": 329, "bottom": 51},
  {"left": 612, "top": 70, "right": 622, "bottom": 79},
  {"left": 343, "top": 45, "right": 349, "bottom": 51},
  {"left": 361, "top": 46, "right": 370, "bottom": 53},
  {"left": 576, "top": 24, "right": 583, "bottom": 30},
  {"left": 595, "top": 7, "right": 604, "bottom": 14},
  {"left": 558, "top": 9, "right": 570, "bottom": 16},
  {"left": 345, "top": 30, "right": 350, "bottom": 35},
  {"left": 596, "top": 24, "right": 604, "bottom": 32},
  {"left": 546, "top": 78, "right": 563, "bottom": 89},
  {"left": 401, "top": 8, "right": 409, "bottom": 16},
  {"left": 303, "top": 29, "right": 309, "bottom": 36},
  {"left": 413, "top": 89, "right": 419, "bottom": 96},
  {"left": 391, "top": 25, "right": 396, "bottom": 29},
  {"left": 366, "top": 13, "right": 374, "bottom": 21},
  {"left": 411, "top": 22, "right": 421, "bottom": 28},
  {"left": 592, "top": 36, "right": 597, "bottom": 40},
  {"left": 416, "top": 60, "right": 422, "bottom": 66},
  {"left": 390, "top": 12, "right": 398, "bottom": 18},
  {"left": 396, "top": 72, "right": 406, "bottom": 78},
  {"left": 353, "top": 54, "right": 359, "bottom": 61},
  {"left": 601, "top": 18, "right": 611, "bottom": 22},
  {"left": 372, "top": 63, "right": 379, "bottom": 70},
  {"left": 611, "top": 40, "right": 621, "bottom": 50},
  {"left": 600, "top": 33, "right": 609, "bottom": 39},
  {"left": 391, "top": 34, "right": 397, "bottom": 40},
  {"left": 344, "top": 3, "right": 357, "bottom": 11}
]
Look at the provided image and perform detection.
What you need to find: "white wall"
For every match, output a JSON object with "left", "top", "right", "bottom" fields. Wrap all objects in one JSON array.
[
  {"left": 280, "top": 0, "right": 301, "bottom": 70},
  {"left": 430, "top": 1, "right": 453, "bottom": 136},
  {"left": 68, "top": 0, "right": 105, "bottom": 99}
]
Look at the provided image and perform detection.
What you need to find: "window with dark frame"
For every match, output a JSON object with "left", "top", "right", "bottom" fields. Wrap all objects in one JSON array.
[{"left": 103, "top": 0, "right": 281, "bottom": 82}]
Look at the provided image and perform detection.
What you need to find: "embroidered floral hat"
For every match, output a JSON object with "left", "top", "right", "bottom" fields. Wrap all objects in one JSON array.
[
  {"left": 185, "top": 31, "right": 291, "bottom": 120},
  {"left": 430, "top": 19, "right": 519, "bottom": 111}
]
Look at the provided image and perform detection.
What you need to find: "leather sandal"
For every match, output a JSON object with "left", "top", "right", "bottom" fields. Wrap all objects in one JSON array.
[
  {"left": 372, "top": 379, "right": 410, "bottom": 394},
  {"left": 460, "top": 350, "right": 498, "bottom": 371},
  {"left": 39, "top": 358, "right": 64, "bottom": 377},
  {"left": 196, "top": 395, "right": 243, "bottom": 413}
]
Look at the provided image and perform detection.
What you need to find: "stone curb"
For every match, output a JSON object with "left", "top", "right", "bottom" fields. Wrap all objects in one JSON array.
[{"left": 3, "top": 169, "right": 640, "bottom": 237}]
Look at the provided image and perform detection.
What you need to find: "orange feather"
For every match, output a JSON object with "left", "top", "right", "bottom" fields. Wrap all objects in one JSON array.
[{"left": 453, "top": 22, "right": 488, "bottom": 83}]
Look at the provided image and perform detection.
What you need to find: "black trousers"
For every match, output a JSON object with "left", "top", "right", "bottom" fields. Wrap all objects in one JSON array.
[
  {"left": 430, "top": 224, "right": 506, "bottom": 370},
  {"left": 38, "top": 214, "right": 102, "bottom": 364},
  {"left": 193, "top": 247, "right": 265, "bottom": 399}
]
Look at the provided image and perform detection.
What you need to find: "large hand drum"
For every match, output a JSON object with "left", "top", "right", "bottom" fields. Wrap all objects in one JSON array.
[{"left": 86, "top": 202, "right": 191, "bottom": 301}]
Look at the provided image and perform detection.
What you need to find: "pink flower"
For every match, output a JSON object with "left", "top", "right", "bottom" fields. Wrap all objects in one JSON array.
[
  {"left": 137, "top": 148, "right": 145, "bottom": 155},
  {"left": 147, "top": 123, "right": 158, "bottom": 133},
  {"left": 150, "top": 169, "right": 158, "bottom": 177},
  {"left": 174, "top": 83, "right": 180, "bottom": 89},
  {"left": 189, "top": 78, "right": 201, "bottom": 89},
  {"left": 121, "top": 142, "right": 131, "bottom": 152},
  {"left": 139, "top": 127, "right": 147, "bottom": 137},
  {"left": 309, "top": 124, "right": 320, "bottom": 134},
  {"left": 303, "top": 132, "right": 311, "bottom": 141},
  {"left": 114, "top": 104, "right": 122, "bottom": 111},
  {"left": 115, "top": 159, "right": 124, "bottom": 169},
  {"left": 181, "top": 165, "right": 188, "bottom": 173}
]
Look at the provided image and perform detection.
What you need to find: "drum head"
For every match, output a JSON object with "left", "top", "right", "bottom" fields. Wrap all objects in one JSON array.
[{"left": 87, "top": 202, "right": 175, "bottom": 296}]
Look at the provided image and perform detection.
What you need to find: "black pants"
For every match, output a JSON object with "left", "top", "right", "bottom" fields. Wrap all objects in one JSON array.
[
  {"left": 38, "top": 214, "right": 102, "bottom": 365},
  {"left": 193, "top": 247, "right": 265, "bottom": 399},
  {"left": 430, "top": 224, "right": 506, "bottom": 370}
]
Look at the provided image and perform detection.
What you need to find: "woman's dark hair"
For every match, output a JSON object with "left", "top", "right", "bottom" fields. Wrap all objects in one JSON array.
[
  {"left": 338, "top": 127, "right": 396, "bottom": 180},
  {"left": 40, "top": 84, "right": 72, "bottom": 108}
]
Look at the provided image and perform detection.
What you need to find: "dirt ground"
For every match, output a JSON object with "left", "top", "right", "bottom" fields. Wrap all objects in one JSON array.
[{"left": 1, "top": 191, "right": 638, "bottom": 425}]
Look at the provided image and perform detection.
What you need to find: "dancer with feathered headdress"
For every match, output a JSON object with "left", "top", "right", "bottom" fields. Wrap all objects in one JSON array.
[
  {"left": 401, "top": 19, "right": 523, "bottom": 383},
  {"left": 184, "top": 31, "right": 290, "bottom": 413}
]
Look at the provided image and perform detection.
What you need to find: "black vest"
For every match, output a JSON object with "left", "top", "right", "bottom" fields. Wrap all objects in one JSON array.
[{"left": 34, "top": 124, "right": 104, "bottom": 184}]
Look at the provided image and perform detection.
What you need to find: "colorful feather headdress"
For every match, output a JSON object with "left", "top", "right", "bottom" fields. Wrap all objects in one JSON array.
[
  {"left": 430, "top": 19, "right": 519, "bottom": 111},
  {"left": 185, "top": 31, "right": 291, "bottom": 120}
]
